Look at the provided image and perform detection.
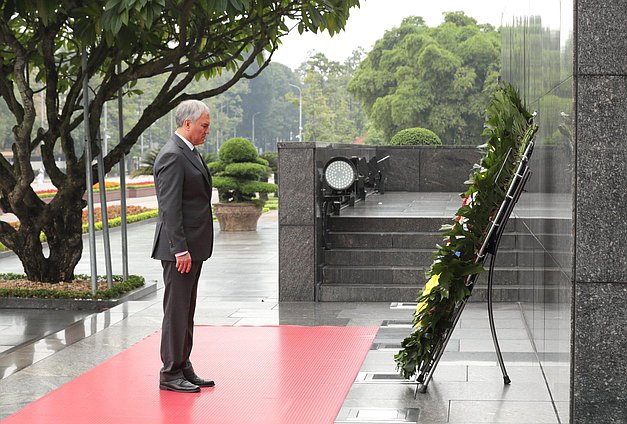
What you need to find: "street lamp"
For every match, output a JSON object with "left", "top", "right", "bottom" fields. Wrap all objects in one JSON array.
[
  {"left": 252, "top": 111, "right": 261, "bottom": 150},
  {"left": 288, "top": 83, "right": 302, "bottom": 142}
]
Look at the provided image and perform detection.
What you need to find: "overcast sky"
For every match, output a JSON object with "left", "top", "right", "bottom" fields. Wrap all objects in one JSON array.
[{"left": 273, "top": 0, "right": 506, "bottom": 70}]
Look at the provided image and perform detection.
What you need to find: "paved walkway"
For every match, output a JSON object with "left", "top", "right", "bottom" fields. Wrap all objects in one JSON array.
[{"left": 0, "top": 194, "right": 567, "bottom": 423}]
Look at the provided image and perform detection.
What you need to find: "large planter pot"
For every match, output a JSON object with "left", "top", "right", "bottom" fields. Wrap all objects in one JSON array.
[{"left": 213, "top": 202, "right": 263, "bottom": 231}]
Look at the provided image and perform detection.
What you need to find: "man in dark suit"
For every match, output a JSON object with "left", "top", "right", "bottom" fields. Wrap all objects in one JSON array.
[{"left": 152, "top": 100, "right": 215, "bottom": 393}]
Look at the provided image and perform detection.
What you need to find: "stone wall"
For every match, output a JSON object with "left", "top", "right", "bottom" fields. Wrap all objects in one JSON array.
[
  {"left": 573, "top": 0, "right": 627, "bottom": 421},
  {"left": 277, "top": 142, "right": 317, "bottom": 301},
  {"left": 314, "top": 143, "right": 570, "bottom": 193},
  {"left": 278, "top": 141, "right": 572, "bottom": 303}
]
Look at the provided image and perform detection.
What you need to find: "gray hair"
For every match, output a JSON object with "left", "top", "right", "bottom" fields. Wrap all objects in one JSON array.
[{"left": 175, "top": 100, "right": 210, "bottom": 127}]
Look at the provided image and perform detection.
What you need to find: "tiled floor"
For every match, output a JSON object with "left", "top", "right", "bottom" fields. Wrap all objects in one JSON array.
[{"left": 0, "top": 196, "right": 567, "bottom": 423}]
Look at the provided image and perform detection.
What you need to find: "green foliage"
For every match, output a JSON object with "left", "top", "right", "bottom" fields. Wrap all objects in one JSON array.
[
  {"left": 297, "top": 51, "right": 366, "bottom": 143},
  {"left": 0, "top": 274, "right": 145, "bottom": 300},
  {"left": 260, "top": 152, "right": 278, "bottom": 172},
  {"left": 389, "top": 128, "right": 442, "bottom": 146},
  {"left": 363, "top": 123, "right": 386, "bottom": 145},
  {"left": 239, "top": 62, "right": 300, "bottom": 152},
  {"left": 394, "top": 83, "right": 538, "bottom": 379},
  {"left": 444, "top": 11, "right": 478, "bottom": 27},
  {"left": 202, "top": 152, "right": 218, "bottom": 164},
  {"left": 240, "top": 181, "right": 278, "bottom": 197},
  {"left": 212, "top": 138, "right": 277, "bottom": 203},
  {"left": 82, "top": 210, "right": 159, "bottom": 232},
  {"left": 207, "top": 161, "right": 226, "bottom": 174},
  {"left": 211, "top": 175, "right": 238, "bottom": 191},
  {"left": 349, "top": 12, "right": 501, "bottom": 145},
  {"left": 219, "top": 137, "right": 259, "bottom": 163},
  {"left": 262, "top": 195, "right": 278, "bottom": 213},
  {"left": 130, "top": 148, "right": 160, "bottom": 177},
  {"left": 224, "top": 163, "right": 268, "bottom": 180},
  {"left": 259, "top": 152, "right": 278, "bottom": 199}
]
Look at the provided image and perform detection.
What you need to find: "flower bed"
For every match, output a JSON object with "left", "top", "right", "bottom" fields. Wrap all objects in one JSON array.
[
  {"left": 262, "top": 195, "right": 278, "bottom": 213},
  {"left": 93, "top": 181, "right": 120, "bottom": 190},
  {"left": 82, "top": 205, "right": 151, "bottom": 224},
  {"left": 35, "top": 181, "right": 155, "bottom": 199},
  {"left": 126, "top": 181, "right": 155, "bottom": 188},
  {"left": 0, "top": 273, "right": 145, "bottom": 300}
]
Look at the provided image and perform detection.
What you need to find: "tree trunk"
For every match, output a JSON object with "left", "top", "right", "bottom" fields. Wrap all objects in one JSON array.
[
  {"left": 259, "top": 176, "right": 269, "bottom": 201},
  {"left": 11, "top": 193, "right": 85, "bottom": 283}
]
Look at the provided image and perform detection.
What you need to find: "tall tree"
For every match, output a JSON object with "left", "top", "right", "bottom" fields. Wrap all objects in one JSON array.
[
  {"left": 0, "top": 0, "right": 359, "bottom": 282},
  {"left": 297, "top": 51, "right": 365, "bottom": 143},
  {"left": 237, "top": 62, "right": 299, "bottom": 152},
  {"left": 349, "top": 12, "right": 500, "bottom": 144}
]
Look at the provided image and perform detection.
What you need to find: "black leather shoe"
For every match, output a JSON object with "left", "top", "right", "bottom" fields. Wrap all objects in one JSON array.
[
  {"left": 159, "top": 378, "right": 200, "bottom": 393},
  {"left": 184, "top": 373, "right": 215, "bottom": 387}
]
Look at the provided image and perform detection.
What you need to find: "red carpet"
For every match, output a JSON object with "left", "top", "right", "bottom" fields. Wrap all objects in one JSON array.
[{"left": 2, "top": 325, "right": 378, "bottom": 424}]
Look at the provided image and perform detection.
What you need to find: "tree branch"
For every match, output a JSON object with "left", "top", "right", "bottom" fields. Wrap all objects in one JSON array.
[
  {"left": 0, "top": 220, "right": 18, "bottom": 252},
  {"left": 0, "top": 19, "right": 37, "bottom": 202},
  {"left": 0, "top": 28, "right": 24, "bottom": 122}
]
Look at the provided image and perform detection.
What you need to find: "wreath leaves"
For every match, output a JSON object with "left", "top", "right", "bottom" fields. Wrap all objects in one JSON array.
[{"left": 394, "top": 83, "right": 538, "bottom": 379}]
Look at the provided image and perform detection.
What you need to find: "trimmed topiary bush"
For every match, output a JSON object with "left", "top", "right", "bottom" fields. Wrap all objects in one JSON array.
[
  {"left": 218, "top": 137, "right": 258, "bottom": 163},
  {"left": 389, "top": 127, "right": 442, "bottom": 146},
  {"left": 208, "top": 137, "right": 277, "bottom": 203}
]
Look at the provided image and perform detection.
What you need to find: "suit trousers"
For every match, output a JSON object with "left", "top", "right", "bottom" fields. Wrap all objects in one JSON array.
[{"left": 160, "top": 260, "right": 203, "bottom": 382}]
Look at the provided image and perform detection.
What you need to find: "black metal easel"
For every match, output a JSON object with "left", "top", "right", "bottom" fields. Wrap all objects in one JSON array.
[{"left": 415, "top": 138, "right": 535, "bottom": 395}]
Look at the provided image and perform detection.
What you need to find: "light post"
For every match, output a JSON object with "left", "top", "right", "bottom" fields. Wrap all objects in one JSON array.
[
  {"left": 103, "top": 101, "right": 109, "bottom": 155},
  {"left": 138, "top": 97, "right": 144, "bottom": 157},
  {"left": 252, "top": 111, "right": 260, "bottom": 150},
  {"left": 288, "top": 83, "right": 302, "bottom": 142}
]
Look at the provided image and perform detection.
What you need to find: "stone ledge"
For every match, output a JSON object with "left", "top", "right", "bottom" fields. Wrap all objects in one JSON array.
[{"left": 0, "top": 281, "right": 157, "bottom": 311}]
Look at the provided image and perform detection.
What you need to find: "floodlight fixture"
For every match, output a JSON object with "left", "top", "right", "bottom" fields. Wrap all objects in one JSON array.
[{"left": 323, "top": 157, "right": 357, "bottom": 191}]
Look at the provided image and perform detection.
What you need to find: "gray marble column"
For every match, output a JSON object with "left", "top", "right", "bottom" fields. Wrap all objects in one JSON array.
[
  {"left": 574, "top": 0, "right": 627, "bottom": 422},
  {"left": 277, "top": 142, "right": 317, "bottom": 301}
]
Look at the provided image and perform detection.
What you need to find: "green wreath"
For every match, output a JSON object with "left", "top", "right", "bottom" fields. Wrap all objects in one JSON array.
[{"left": 395, "top": 83, "right": 538, "bottom": 380}]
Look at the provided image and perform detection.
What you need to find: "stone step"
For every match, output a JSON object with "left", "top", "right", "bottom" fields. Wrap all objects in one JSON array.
[
  {"left": 323, "top": 248, "right": 571, "bottom": 268},
  {"left": 326, "top": 231, "right": 443, "bottom": 249},
  {"left": 318, "top": 284, "right": 424, "bottom": 302},
  {"left": 323, "top": 248, "right": 434, "bottom": 266},
  {"left": 328, "top": 216, "right": 450, "bottom": 233},
  {"left": 317, "top": 283, "right": 534, "bottom": 302},
  {"left": 322, "top": 265, "right": 567, "bottom": 285},
  {"left": 319, "top": 215, "right": 571, "bottom": 303},
  {"left": 326, "top": 216, "right": 550, "bottom": 233},
  {"left": 322, "top": 265, "right": 427, "bottom": 285},
  {"left": 326, "top": 231, "right": 571, "bottom": 251},
  {"left": 513, "top": 217, "right": 572, "bottom": 234}
]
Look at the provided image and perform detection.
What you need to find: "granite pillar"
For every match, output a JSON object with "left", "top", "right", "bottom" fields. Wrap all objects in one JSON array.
[
  {"left": 278, "top": 142, "right": 317, "bottom": 301},
  {"left": 574, "top": 1, "right": 627, "bottom": 421}
]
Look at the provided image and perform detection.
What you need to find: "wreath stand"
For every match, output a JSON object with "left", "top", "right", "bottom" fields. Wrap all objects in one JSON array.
[{"left": 415, "top": 138, "right": 535, "bottom": 395}]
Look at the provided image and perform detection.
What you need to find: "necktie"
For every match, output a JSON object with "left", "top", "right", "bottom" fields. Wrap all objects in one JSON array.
[{"left": 192, "top": 148, "right": 205, "bottom": 167}]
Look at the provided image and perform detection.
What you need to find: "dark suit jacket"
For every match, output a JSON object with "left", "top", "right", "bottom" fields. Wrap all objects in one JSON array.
[{"left": 151, "top": 134, "right": 213, "bottom": 262}]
